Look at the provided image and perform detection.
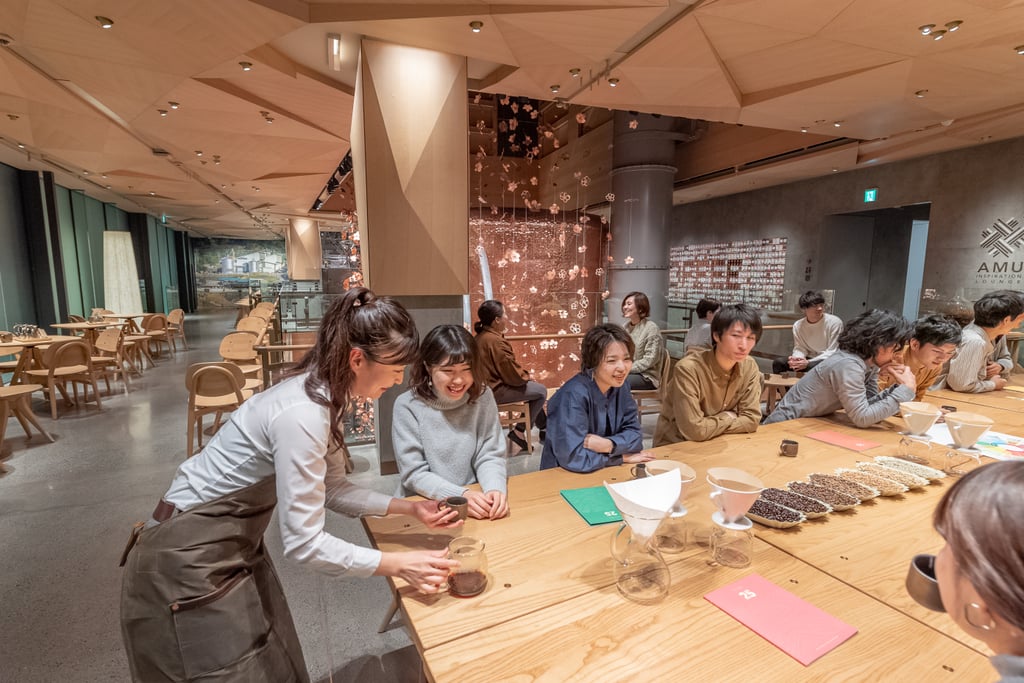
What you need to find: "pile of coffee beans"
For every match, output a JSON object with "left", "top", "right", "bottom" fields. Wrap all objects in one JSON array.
[
  {"left": 873, "top": 457, "right": 945, "bottom": 481},
  {"left": 807, "top": 473, "right": 879, "bottom": 501},
  {"left": 834, "top": 469, "right": 907, "bottom": 496},
  {"left": 788, "top": 481, "right": 860, "bottom": 511},
  {"left": 747, "top": 498, "right": 806, "bottom": 528},
  {"left": 760, "top": 487, "right": 832, "bottom": 518},
  {"left": 857, "top": 462, "right": 929, "bottom": 489}
]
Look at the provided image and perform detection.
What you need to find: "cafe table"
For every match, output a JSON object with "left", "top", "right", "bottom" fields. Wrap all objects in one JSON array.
[
  {"left": 927, "top": 384, "right": 1024, "bottom": 412},
  {"left": 363, "top": 415, "right": 1008, "bottom": 681},
  {"left": 0, "top": 336, "right": 60, "bottom": 385},
  {"left": 100, "top": 313, "right": 150, "bottom": 334},
  {"left": 50, "top": 320, "right": 120, "bottom": 346}
]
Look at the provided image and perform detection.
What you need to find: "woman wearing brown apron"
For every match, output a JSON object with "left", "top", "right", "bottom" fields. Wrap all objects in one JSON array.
[{"left": 121, "top": 288, "right": 461, "bottom": 682}]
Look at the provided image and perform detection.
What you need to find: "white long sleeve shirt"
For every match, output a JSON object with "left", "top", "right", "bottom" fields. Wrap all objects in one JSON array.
[
  {"left": 943, "top": 323, "right": 1011, "bottom": 393},
  {"left": 164, "top": 373, "right": 390, "bottom": 577},
  {"left": 792, "top": 313, "right": 843, "bottom": 361}
]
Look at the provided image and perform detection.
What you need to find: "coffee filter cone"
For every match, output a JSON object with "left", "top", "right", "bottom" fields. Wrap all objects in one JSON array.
[{"left": 605, "top": 470, "right": 681, "bottom": 539}]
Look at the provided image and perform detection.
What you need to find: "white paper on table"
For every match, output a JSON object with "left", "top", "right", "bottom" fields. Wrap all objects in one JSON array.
[
  {"left": 925, "top": 424, "right": 1024, "bottom": 461},
  {"left": 604, "top": 470, "right": 681, "bottom": 539}
]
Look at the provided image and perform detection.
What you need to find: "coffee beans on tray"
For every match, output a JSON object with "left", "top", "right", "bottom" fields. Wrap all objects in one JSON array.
[
  {"left": 787, "top": 481, "right": 860, "bottom": 511},
  {"left": 747, "top": 498, "right": 806, "bottom": 529},
  {"left": 857, "top": 462, "right": 929, "bottom": 489},
  {"left": 760, "top": 487, "right": 832, "bottom": 518},
  {"left": 807, "top": 473, "right": 879, "bottom": 501},
  {"left": 834, "top": 469, "right": 907, "bottom": 496},
  {"left": 872, "top": 456, "right": 946, "bottom": 481}
]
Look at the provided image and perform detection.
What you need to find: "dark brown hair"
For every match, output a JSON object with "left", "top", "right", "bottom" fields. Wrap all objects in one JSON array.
[
  {"left": 934, "top": 460, "right": 1024, "bottom": 631},
  {"left": 622, "top": 291, "right": 650, "bottom": 320},
  {"left": 474, "top": 300, "right": 504, "bottom": 335},
  {"left": 292, "top": 287, "right": 419, "bottom": 445},
  {"left": 581, "top": 324, "right": 635, "bottom": 371},
  {"left": 410, "top": 325, "right": 485, "bottom": 402}
]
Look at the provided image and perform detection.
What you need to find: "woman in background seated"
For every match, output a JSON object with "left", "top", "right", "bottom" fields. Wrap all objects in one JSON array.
[
  {"left": 931, "top": 461, "right": 1024, "bottom": 682},
  {"left": 541, "top": 324, "right": 655, "bottom": 473},
  {"left": 622, "top": 291, "right": 665, "bottom": 390},
  {"left": 393, "top": 325, "right": 509, "bottom": 520},
  {"left": 474, "top": 300, "right": 548, "bottom": 450}
]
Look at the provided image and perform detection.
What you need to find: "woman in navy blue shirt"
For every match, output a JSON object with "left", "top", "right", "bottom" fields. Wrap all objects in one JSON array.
[{"left": 540, "top": 324, "right": 655, "bottom": 472}]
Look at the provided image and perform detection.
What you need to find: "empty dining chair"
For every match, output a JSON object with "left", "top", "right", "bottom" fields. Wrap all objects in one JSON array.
[
  {"left": 91, "top": 327, "right": 131, "bottom": 394},
  {"left": 166, "top": 308, "right": 188, "bottom": 351},
  {"left": 23, "top": 338, "right": 103, "bottom": 419},
  {"left": 219, "top": 332, "right": 264, "bottom": 391},
  {"left": 141, "top": 314, "right": 173, "bottom": 356},
  {"left": 185, "top": 362, "right": 252, "bottom": 456}
]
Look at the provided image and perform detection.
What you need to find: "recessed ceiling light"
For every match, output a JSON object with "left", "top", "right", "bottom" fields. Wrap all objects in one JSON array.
[
  {"left": 239, "top": 61, "right": 252, "bottom": 71},
  {"left": 832, "top": 168, "right": 839, "bottom": 173},
  {"left": 932, "top": 30, "right": 947, "bottom": 40},
  {"left": 1016, "top": 45, "right": 1024, "bottom": 55},
  {"left": 265, "top": 117, "right": 274, "bottom": 124},
  {"left": 101, "top": 174, "right": 107, "bottom": 179},
  {"left": 105, "top": 185, "right": 111, "bottom": 189},
  {"left": 569, "top": 68, "right": 580, "bottom": 78},
  {"left": 833, "top": 121, "right": 842, "bottom": 127},
  {"left": 195, "top": 150, "right": 202, "bottom": 157},
  {"left": 918, "top": 24, "right": 935, "bottom": 35},
  {"left": 915, "top": 89, "right": 929, "bottom": 98},
  {"left": 168, "top": 101, "right": 179, "bottom": 109},
  {"left": 95, "top": 16, "right": 114, "bottom": 29},
  {"left": 608, "top": 77, "right": 620, "bottom": 87},
  {"left": 158, "top": 109, "right": 168, "bottom": 117},
  {"left": 800, "top": 127, "right": 808, "bottom": 133},
  {"left": 149, "top": 191, "right": 155, "bottom": 196},
  {"left": 83, "top": 171, "right": 90, "bottom": 175},
  {"left": 550, "top": 84, "right": 560, "bottom": 93},
  {"left": 469, "top": 21, "right": 483, "bottom": 33},
  {"left": 945, "top": 20, "right": 962, "bottom": 32},
  {"left": 16, "top": 142, "right": 24, "bottom": 149}
]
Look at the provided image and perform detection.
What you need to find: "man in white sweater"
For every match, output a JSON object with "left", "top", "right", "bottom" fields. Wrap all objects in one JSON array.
[
  {"left": 772, "top": 290, "right": 843, "bottom": 374},
  {"left": 943, "top": 290, "right": 1024, "bottom": 393}
]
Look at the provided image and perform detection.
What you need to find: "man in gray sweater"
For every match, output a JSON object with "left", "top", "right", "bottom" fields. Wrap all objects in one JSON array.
[{"left": 764, "top": 309, "right": 917, "bottom": 428}]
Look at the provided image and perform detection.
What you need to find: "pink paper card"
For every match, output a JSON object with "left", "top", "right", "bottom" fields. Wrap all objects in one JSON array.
[
  {"left": 806, "top": 430, "right": 881, "bottom": 452},
  {"left": 705, "top": 574, "right": 857, "bottom": 666}
]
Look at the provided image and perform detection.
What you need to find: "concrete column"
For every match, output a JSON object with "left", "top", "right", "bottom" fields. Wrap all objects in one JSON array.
[
  {"left": 607, "top": 112, "right": 677, "bottom": 328},
  {"left": 349, "top": 39, "right": 469, "bottom": 472}
]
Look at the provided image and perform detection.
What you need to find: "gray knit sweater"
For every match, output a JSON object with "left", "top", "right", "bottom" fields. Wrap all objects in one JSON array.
[{"left": 392, "top": 385, "right": 507, "bottom": 499}]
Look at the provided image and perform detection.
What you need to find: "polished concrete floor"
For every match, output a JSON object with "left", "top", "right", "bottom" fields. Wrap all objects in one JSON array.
[{"left": 0, "top": 310, "right": 659, "bottom": 682}]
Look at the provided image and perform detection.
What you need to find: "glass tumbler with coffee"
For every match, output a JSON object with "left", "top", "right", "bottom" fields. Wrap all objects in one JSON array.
[{"left": 447, "top": 536, "right": 488, "bottom": 597}]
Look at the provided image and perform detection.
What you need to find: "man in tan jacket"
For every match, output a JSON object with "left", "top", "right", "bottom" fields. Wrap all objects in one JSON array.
[{"left": 654, "top": 304, "right": 763, "bottom": 444}]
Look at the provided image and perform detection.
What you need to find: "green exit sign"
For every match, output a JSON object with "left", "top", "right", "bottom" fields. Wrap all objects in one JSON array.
[{"left": 863, "top": 188, "right": 878, "bottom": 203}]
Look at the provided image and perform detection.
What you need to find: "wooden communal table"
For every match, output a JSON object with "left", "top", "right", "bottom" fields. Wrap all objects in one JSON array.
[
  {"left": 0, "top": 337, "right": 60, "bottom": 385},
  {"left": 363, "top": 412, "right": 1017, "bottom": 681},
  {"left": 50, "top": 321, "right": 121, "bottom": 346},
  {"left": 927, "top": 385, "right": 1024, "bottom": 413}
]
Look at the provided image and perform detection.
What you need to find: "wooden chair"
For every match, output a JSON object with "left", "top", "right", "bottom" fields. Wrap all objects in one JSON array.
[
  {"left": 633, "top": 348, "right": 673, "bottom": 416},
  {"left": 497, "top": 401, "right": 533, "bottom": 453},
  {"left": 1, "top": 383, "right": 54, "bottom": 453},
  {"left": 68, "top": 314, "right": 86, "bottom": 323},
  {"left": 763, "top": 373, "right": 802, "bottom": 415},
  {"left": 166, "top": 308, "right": 188, "bottom": 351},
  {"left": 219, "top": 332, "right": 264, "bottom": 391},
  {"left": 1, "top": 336, "right": 23, "bottom": 383},
  {"left": 23, "top": 338, "right": 103, "bottom": 419},
  {"left": 235, "top": 315, "right": 268, "bottom": 343},
  {"left": 122, "top": 321, "right": 154, "bottom": 372},
  {"left": 185, "top": 362, "right": 252, "bottom": 456},
  {"left": 90, "top": 327, "right": 131, "bottom": 394},
  {"left": 141, "top": 314, "right": 173, "bottom": 356}
]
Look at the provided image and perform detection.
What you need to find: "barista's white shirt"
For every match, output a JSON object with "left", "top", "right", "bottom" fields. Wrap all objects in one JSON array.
[{"left": 164, "top": 373, "right": 390, "bottom": 577}]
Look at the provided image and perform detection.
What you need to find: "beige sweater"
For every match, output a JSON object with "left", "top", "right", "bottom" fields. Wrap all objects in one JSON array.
[{"left": 654, "top": 348, "right": 762, "bottom": 445}]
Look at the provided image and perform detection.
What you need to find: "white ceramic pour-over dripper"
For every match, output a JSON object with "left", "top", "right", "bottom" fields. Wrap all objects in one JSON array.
[
  {"left": 945, "top": 412, "right": 994, "bottom": 449},
  {"left": 900, "top": 401, "right": 941, "bottom": 436},
  {"left": 605, "top": 469, "right": 681, "bottom": 540},
  {"left": 707, "top": 467, "right": 764, "bottom": 526},
  {"left": 645, "top": 461, "right": 697, "bottom": 514}
]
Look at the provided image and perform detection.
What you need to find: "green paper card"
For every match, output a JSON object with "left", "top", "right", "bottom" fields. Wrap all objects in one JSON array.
[{"left": 560, "top": 486, "right": 622, "bottom": 526}]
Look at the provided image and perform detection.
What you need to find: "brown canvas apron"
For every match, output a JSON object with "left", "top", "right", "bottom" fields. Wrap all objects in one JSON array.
[{"left": 121, "top": 477, "right": 309, "bottom": 682}]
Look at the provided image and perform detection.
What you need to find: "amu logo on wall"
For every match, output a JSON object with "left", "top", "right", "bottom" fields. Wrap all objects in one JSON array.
[{"left": 980, "top": 217, "right": 1024, "bottom": 258}]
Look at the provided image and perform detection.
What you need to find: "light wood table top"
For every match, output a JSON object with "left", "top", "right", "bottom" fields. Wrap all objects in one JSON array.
[
  {"left": 927, "top": 386, "right": 1024, "bottom": 412},
  {"left": 364, "top": 413, "right": 1018, "bottom": 679},
  {"left": 423, "top": 540, "right": 991, "bottom": 682}
]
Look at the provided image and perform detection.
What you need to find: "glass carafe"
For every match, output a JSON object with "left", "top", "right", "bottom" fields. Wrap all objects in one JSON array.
[
  {"left": 610, "top": 521, "right": 671, "bottom": 604},
  {"left": 447, "top": 537, "right": 488, "bottom": 597}
]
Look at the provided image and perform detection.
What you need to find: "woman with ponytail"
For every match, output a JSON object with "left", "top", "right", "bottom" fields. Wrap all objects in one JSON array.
[{"left": 121, "top": 288, "right": 461, "bottom": 682}]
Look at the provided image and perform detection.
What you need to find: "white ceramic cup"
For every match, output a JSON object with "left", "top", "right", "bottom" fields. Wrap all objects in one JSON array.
[{"left": 707, "top": 467, "right": 764, "bottom": 524}]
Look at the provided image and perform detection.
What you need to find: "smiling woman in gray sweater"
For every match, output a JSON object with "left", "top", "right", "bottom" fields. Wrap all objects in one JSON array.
[{"left": 393, "top": 325, "right": 509, "bottom": 519}]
